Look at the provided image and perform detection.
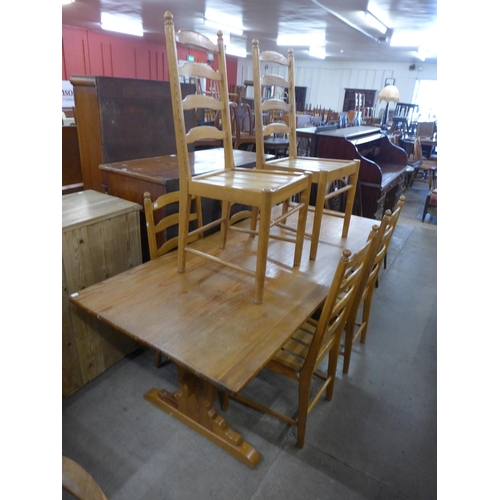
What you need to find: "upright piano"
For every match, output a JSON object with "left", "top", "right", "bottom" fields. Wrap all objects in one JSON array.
[{"left": 314, "top": 126, "right": 408, "bottom": 220}]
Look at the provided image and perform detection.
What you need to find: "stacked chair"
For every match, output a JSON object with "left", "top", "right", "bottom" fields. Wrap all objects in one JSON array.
[
  {"left": 252, "top": 39, "right": 360, "bottom": 260},
  {"left": 164, "top": 12, "right": 312, "bottom": 304}
]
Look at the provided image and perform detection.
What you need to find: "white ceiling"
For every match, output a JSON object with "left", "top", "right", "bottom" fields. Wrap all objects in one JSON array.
[{"left": 62, "top": 0, "right": 437, "bottom": 64}]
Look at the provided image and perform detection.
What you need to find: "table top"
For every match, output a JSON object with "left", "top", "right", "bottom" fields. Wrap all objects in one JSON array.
[
  {"left": 69, "top": 211, "right": 376, "bottom": 394},
  {"left": 62, "top": 190, "right": 141, "bottom": 232},
  {"left": 99, "top": 149, "right": 273, "bottom": 186}
]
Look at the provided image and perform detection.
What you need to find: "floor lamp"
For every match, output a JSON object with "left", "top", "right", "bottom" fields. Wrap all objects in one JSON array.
[{"left": 377, "top": 85, "right": 400, "bottom": 129}]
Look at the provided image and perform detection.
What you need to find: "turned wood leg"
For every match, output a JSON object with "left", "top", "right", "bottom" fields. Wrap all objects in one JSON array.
[
  {"left": 342, "top": 162, "right": 359, "bottom": 238},
  {"left": 295, "top": 180, "right": 312, "bottom": 265},
  {"left": 144, "top": 367, "right": 260, "bottom": 468},
  {"left": 310, "top": 175, "right": 327, "bottom": 261},
  {"left": 254, "top": 194, "right": 272, "bottom": 304}
]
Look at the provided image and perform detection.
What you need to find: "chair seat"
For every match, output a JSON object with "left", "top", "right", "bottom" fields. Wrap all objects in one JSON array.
[
  {"left": 190, "top": 168, "right": 310, "bottom": 204},
  {"left": 265, "top": 156, "right": 357, "bottom": 180},
  {"left": 260, "top": 156, "right": 360, "bottom": 258}
]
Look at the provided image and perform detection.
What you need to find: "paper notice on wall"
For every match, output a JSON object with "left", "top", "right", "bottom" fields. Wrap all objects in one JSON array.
[{"left": 62, "top": 80, "right": 74, "bottom": 108}]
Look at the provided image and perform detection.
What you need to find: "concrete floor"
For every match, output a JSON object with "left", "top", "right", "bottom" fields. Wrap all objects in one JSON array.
[{"left": 62, "top": 181, "right": 437, "bottom": 500}]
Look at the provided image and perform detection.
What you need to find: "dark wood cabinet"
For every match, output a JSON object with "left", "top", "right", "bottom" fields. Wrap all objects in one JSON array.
[
  {"left": 343, "top": 88, "right": 376, "bottom": 112},
  {"left": 295, "top": 86, "right": 307, "bottom": 112},
  {"left": 70, "top": 75, "right": 195, "bottom": 192}
]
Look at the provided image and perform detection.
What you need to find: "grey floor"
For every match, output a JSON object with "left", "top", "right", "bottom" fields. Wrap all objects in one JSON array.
[{"left": 62, "top": 181, "right": 437, "bottom": 500}]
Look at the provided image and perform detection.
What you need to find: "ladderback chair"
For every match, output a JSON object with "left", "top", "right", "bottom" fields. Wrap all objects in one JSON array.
[
  {"left": 223, "top": 232, "right": 376, "bottom": 448},
  {"left": 230, "top": 102, "right": 256, "bottom": 151},
  {"left": 144, "top": 191, "right": 202, "bottom": 260},
  {"left": 165, "top": 12, "right": 312, "bottom": 304},
  {"left": 144, "top": 190, "right": 202, "bottom": 366},
  {"left": 252, "top": 39, "right": 360, "bottom": 260},
  {"left": 340, "top": 196, "right": 405, "bottom": 374},
  {"left": 62, "top": 457, "right": 108, "bottom": 500},
  {"left": 416, "top": 121, "right": 436, "bottom": 138}
]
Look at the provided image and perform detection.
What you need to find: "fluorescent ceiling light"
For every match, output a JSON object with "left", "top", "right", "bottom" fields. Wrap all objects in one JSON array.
[
  {"left": 101, "top": 12, "right": 143, "bottom": 37},
  {"left": 391, "top": 28, "right": 436, "bottom": 48},
  {"left": 309, "top": 46, "right": 326, "bottom": 59},
  {"left": 415, "top": 48, "right": 428, "bottom": 61},
  {"left": 365, "top": 11, "right": 387, "bottom": 35},
  {"left": 204, "top": 19, "right": 243, "bottom": 36},
  {"left": 277, "top": 33, "right": 325, "bottom": 46},
  {"left": 226, "top": 44, "right": 247, "bottom": 58}
]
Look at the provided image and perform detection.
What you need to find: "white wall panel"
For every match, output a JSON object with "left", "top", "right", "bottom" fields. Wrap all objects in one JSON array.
[{"left": 236, "top": 58, "right": 437, "bottom": 116}]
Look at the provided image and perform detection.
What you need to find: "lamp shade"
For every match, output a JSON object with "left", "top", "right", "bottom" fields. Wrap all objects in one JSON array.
[{"left": 377, "top": 85, "right": 400, "bottom": 103}]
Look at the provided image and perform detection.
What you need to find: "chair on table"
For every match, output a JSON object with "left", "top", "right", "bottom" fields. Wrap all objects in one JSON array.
[
  {"left": 408, "top": 136, "right": 437, "bottom": 187},
  {"left": 422, "top": 171, "right": 437, "bottom": 222},
  {"left": 144, "top": 190, "right": 203, "bottom": 366},
  {"left": 222, "top": 231, "right": 377, "bottom": 448},
  {"left": 165, "top": 12, "right": 312, "bottom": 304},
  {"left": 252, "top": 39, "right": 360, "bottom": 260},
  {"left": 62, "top": 457, "right": 108, "bottom": 500},
  {"left": 340, "top": 196, "right": 405, "bottom": 374}
]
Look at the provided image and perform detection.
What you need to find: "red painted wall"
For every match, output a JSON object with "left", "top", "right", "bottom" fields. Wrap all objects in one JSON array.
[{"left": 62, "top": 25, "right": 238, "bottom": 87}]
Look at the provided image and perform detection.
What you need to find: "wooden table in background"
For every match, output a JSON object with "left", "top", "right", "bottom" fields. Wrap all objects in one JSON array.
[{"left": 69, "top": 210, "right": 375, "bottom": 467}]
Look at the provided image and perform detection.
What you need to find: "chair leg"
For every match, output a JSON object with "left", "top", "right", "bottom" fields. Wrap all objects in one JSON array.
[
  {"left": 154, "top": 351, "right": 162, "bottom": 367},
  {"left": 250, "top": 206, "right": 259, "bottom": 234},
  {"left": 309, "top": 175, "right": 328, "bottom": 260},
  {"left": 178, "top": 189, "right": 191, "bottom": 273},
  {"left": 296, "top": 378, "right": 313, "bottom": 448},
  {"left": 360, "top": 292, "right": 375, "bottom": 344},
  {"left": 294, "top": 183, "right": 312, "bottom": 266},
  {"left": 342, "top": 315, "right": 356, "bottom": 375},
  {"left": 254, "top": 195, "right": 272, "bottom": 304},
  {"left": 342, "top": 166, "right": 359, "bottom": 238}
]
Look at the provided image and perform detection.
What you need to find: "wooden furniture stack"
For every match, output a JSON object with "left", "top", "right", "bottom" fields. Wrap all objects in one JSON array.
[
  {"left": 62, "top": 190, "right": 142, "bottom": 397},
  {"left": 164, "top": 11, "right": 312, "bottom": 304},
  {"left": 69, "top": 206, "right": 377, "bottom": 467}
]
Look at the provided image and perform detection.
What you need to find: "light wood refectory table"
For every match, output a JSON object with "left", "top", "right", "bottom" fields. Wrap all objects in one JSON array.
[{"left": 69, "top": 211, "right": 376, "bottom": 468}]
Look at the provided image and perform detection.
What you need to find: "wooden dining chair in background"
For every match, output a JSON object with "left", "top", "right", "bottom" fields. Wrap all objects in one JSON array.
[
  {"left": 408, "top": 136, "right": 437, "bottom": 187},
  {"left": 221, "top": 230, "right": 377, "bottom": 448},
  {"left": 252, "top": 39, "right": 360, "bottom": 260},
  {"left": 421, "top": 170, "right": 437, "bottom": 222},
  {"left": 340, "top": 196, "right": 405, "bottom": 374},
  {"left": 164, "top": 12, "right": 312, "bottom": 304},
  {"left": 144, "top": 190, "right": 203, "bottom": 366},
  {"left": 62, "top": 457, "right": 108, "bottom": 500},
  {"left": 230, "top": 102, "right": 256, "bottom": 151}
]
